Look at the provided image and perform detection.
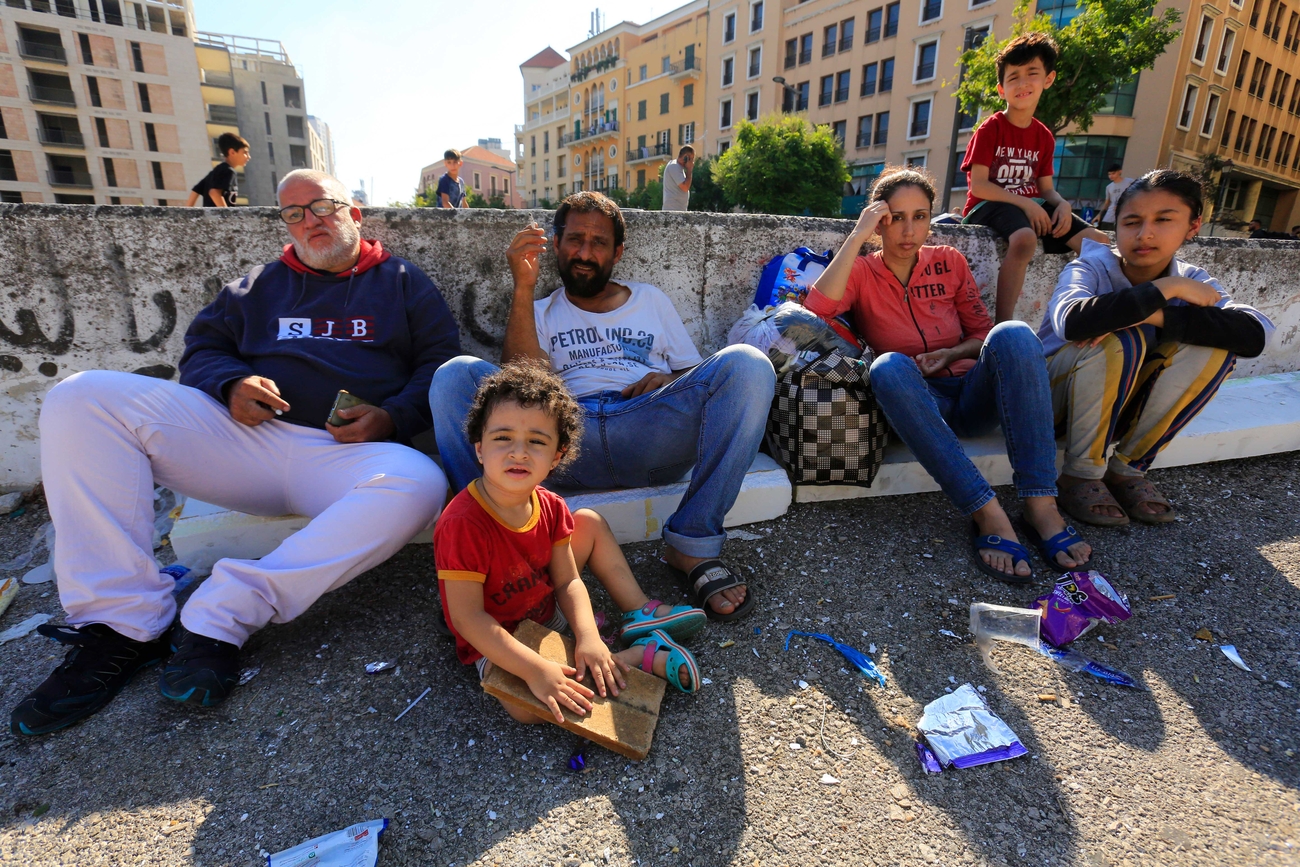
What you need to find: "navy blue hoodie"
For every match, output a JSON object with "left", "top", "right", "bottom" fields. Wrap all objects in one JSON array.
[{"left": 179, "top": 240, "right": 461, "bottom": 443}]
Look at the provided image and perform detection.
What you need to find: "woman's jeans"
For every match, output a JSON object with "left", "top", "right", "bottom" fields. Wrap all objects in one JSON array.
[{"left": 869, "top": 321, "right": 1058, "bottom": 515}]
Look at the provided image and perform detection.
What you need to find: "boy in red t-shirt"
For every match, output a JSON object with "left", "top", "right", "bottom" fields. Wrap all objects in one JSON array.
[
  {"left": 960, "top": 32, "right": 1109, "bottom": 322},
  {"left": 435, "top": 361, "right": 703, "bottom": 725}
]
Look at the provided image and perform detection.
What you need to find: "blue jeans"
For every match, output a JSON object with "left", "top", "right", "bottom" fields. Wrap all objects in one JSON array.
[
  {"left": 868, "top": 321, "right": 1058, "bottom": 515},
  {"left": 429, "top": 345, "right": 776, "bottom": 558}
]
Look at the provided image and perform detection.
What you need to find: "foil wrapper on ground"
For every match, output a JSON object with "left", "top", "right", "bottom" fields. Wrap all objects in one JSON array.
[
  {"left": 784, "top": 629, "right": 887, "bottom": 687},
  {"left": 266, "top": 818, "right": 387, "bottom": 867},
  {"left": 1034, "top": 571, "right": 1131, "bottom": 647},
  {"left": 916, "top": 683, "right": 1027, "bottom": 769},
  {"left": 1038, "top": 645, "right": 1142, "bottom": 689}
]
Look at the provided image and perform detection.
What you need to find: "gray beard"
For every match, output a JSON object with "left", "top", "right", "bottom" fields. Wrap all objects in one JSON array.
[{"left": 294, "top": 223, "right": 361, "bottom": 272}]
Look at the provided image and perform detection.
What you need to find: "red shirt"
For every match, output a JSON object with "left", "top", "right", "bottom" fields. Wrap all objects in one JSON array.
[
  {"left": 803, "top": 245, "right": 992, "bottom": 377},
  {"left": 960, "top": 111, "right": 1057, "bottom": 215},
  {"left": 434, "top": 481, "right": 575, "bottom": 665}
]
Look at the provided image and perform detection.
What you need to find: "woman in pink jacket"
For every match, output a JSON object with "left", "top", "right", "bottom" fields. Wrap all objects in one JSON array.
[{"left": 805, "top": 167, "right": 1091, "bottom": 583}]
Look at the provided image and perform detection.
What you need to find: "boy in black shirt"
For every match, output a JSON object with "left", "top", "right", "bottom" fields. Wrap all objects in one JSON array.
[{"left": 187, "top": 132, "right": 250, "bottom": 207}]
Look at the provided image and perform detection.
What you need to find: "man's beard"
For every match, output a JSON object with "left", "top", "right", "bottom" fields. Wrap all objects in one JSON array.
[
  {"left": 293, "top": 219, "right": 361, "bottom": 272},
  {"left": 558, "top": 255, "right": 614, "bottom": 298}
]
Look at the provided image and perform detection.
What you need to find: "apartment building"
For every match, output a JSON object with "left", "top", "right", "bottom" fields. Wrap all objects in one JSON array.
[
  {"left": 0, "top": 0, "right": 210, "bottom": 204},
  {"left": 704, "top": 0, "right": 1005, "bottom": 214},
  {"left": 417, "top": 143, "right": 520, "bottom": 208},
  {"left": 308, "top": 114, "right": 334, "bottom": 177},
  {"left": 1122, "top": 0, "right": 1300, "bottom": 229},
  {"left": 516, "top": 3, "right": 709, "bottom": 206},
  {"left": 194, "top": 35, "right": 242, "bottom": 176},
  {"left": 194, "top": 32, "right": 314, "bottom": 206},
  {"left": 703, "top": 0, "right": 1300, "bottom": 220},
  {"left": 622, "top": 0, "right": 707, "bottom": 193}
]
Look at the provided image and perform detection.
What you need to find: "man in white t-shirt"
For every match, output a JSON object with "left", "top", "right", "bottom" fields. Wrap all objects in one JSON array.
[
  {"left": 661, "top": 145, "right": 694, "bottom": 211},
  {"left": 431, "top": 192, "right": 775, "bottom": 621},
  {"left": 1091, "top": 164, "right": 1133, "bottom": 232}
]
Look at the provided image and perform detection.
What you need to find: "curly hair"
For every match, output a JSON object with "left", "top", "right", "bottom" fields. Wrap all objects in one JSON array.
[
  {"left": 997, "top": 32, "right": 1058, "bottom": 84},
  {"left": 465, "top": 359, "right": 583, "bottom": 470},
  {"left": 870, "top": 166, "right": 937, "bottom": 207}
]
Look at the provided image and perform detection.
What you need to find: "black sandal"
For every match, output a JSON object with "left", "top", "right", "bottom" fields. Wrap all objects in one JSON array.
[{"left": 680, "top": 559, "right": 756, "bottom": 622}]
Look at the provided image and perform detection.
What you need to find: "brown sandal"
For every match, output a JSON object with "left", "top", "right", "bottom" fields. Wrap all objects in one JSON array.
[
  {"left": 1057, "top": 479, "right": 1130, "bottom": 527},
  {"left": 1107, "top": 476, "right": 1178, "bottom": 524}
]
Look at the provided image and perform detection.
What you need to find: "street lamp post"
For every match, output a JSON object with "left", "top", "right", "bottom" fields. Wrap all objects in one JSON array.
[
  {"left": 942, "top": 26, "right": 985, "bottom": 214},
  {"left": 1211, "top": 159, "right": 1234, "bottom": 237}
]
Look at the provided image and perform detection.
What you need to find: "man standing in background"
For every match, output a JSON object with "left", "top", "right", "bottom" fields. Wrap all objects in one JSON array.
[
  {"left": 1091, "top": 164, "right": 1132, "bottom": 232},
  {"left": 661, "top": 145, "right": 694, "bottom": 211}
]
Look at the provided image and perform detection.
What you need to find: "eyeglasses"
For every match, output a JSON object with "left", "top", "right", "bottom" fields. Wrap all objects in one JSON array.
[{"left": 278, "top": 198, "right": 349, "bottom": 224}]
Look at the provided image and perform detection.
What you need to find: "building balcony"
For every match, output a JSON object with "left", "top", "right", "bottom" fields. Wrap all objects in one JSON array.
[
  {"left": 834, "top": 87, "right": 849, "bottom": 103},
  {"left": 200, "top": 70, "right": 234, "bottom": 88},
  {"left": 524, "top": 108, "right": 570, "bottom": 131},
  {"left": 626, "top": 143, "right": 672, "bottom": 164},
  {"left": 208, "top": 105, "right": 239, "bottom": 124},
  {"left": 670, "top": 57, "right": 700, "bottom": 79},
  {"left": 28, "top": 85, "right": 76, "bottom": 106},
  {"left": 38, "top": 128, "right": 85, "bottom": 148},
  {"left": 19, "top": 40, "right": 68, "bottom": 65},
  {"left": 572, "top": 55, "right": 619, "bottom": 83},
  {"left": 839, "top": 36, "right": 854, "bottom": 52},
  {"left": 48, "top": 169, "right": 93, "bottom": 188},
  {"left": 572, "top": 119, "right": 619, "bottom": 143}
]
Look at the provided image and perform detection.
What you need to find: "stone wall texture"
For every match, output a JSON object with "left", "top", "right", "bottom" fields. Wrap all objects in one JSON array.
[{"left": 1, "top": 204, "right": 1297, "bottom": 489}]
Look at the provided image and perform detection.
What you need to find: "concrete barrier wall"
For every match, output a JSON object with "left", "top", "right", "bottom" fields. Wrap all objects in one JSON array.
[{"left": 1, "top": 204, "right": 1297, "bottom": 490}]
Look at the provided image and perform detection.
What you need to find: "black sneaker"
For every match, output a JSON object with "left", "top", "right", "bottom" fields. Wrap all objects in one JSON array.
[
  {"left": 158, "top": 627, "right": 240, "bottom": 707},
  {"left": 10, "top": 623, "right": 169, "bottom": 736}
]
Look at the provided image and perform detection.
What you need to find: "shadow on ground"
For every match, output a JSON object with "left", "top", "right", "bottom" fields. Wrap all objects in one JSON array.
[{"left": 1, "top": 455, "right": 1298, "bottom": 866}]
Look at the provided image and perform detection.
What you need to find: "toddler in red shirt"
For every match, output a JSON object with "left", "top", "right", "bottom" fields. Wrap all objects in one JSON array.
[
  {"left": 435, "top": 360, "right": 704, "bottom": 724},
  {"left": 960, "top": 32, "right": 1108, "bottom": 322}
]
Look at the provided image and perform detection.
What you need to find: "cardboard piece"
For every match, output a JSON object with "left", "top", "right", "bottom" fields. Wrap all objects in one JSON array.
[{"left": 481, "top": 619, "right": 667, "bottom": 760}]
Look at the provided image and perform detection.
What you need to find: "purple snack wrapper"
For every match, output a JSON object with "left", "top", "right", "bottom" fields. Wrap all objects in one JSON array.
[
  {"left": 1035, "top": 571, "right": 1131, "bottom": 648},
  {"left": 916, "top": 741, "right": 943, "bottom": 774}
]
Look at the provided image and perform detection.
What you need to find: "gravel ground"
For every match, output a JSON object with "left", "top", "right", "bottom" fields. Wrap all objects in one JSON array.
[{"left": 0, "top": 454, "right": 1297, "bottom": 867}]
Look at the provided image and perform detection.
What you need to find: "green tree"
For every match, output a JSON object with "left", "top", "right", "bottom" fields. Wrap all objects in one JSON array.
[
  {"left": 413, "top": 188, "right": 438, "bottom": 208},
  {"left": 627, "top": 179, "right": 663, "bottom": 210},
  {"left": 606, "top": 185, "right": 631, "bottom": 207},
  {"left": 688, "top": 157, "right": 733, "bottom": 212},
  {"left": 466, "top": 191, "right": 489, "bottom": 208},
  {"left": 712, "top": 116, "right": 848, "bottom": 217},
  {"left": 956, "top": 0, "right": 1181, "bottom": 135}
]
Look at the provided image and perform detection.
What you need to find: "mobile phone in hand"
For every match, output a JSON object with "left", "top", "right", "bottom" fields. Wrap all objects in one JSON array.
[{"left": 327, "top": 390, "right": 373, "bottom": 426}]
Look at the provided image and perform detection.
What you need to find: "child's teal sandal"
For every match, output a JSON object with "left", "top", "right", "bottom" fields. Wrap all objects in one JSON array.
[
  {"left": 631, "top": 629, "right": 700, "bottom": 694},
  {"left": 620, "top": 599, "right": 706, "bottom": 644}
]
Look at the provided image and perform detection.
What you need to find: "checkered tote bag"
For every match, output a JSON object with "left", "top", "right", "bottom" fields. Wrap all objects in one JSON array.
[{"left": 766, "top": 349, "right": 888, "bottom": 486}]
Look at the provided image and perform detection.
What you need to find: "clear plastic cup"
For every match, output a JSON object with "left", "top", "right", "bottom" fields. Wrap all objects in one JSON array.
[{"left": 969, "top": 603, "right": 1042, "bottom": 674}]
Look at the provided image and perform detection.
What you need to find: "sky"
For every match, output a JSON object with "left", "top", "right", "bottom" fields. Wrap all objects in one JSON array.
[{"left": 191, "top": 0, "right": 673, "bottom": 205}]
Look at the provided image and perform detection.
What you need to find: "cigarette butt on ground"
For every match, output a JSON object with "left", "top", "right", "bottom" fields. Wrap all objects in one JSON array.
[
  {"left": 1148, "top": 594, "right": 1176, "bottom": 602},
  {"left": 1037, "top": 693, "right": 1057, "bottom": 702}
]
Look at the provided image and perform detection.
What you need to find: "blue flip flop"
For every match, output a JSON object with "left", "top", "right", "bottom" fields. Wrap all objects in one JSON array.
[
  {"left": 970, "top": 522, "right": 1034, "bottom": 586},
  {"left": 1019, "top": 519, "right": 1092, "bottom": 573},
  {"left": 620, "top": 599, "right": 707, "bottom": 644},
  {"left": 630, "top": 629, "right": 700, "bottom": 694}
]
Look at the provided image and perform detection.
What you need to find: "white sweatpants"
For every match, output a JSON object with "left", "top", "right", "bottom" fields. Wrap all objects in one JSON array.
[{"left": 39, "top": 370, "right": 447, "bottom": 646}]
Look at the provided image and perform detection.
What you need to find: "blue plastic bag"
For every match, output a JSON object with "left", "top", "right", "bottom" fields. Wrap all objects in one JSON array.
[{"left": 754, "top": 247, "right": 833, "bottom": 308}]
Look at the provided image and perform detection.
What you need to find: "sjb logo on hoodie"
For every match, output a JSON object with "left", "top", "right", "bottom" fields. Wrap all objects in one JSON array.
[{"left": 277, "top": 317, "right": 376, "bottom": 341}]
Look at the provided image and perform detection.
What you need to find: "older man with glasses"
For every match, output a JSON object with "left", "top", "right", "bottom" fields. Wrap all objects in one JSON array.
[{"left": 11, "top": 170, "right": 461, "bottom": 735}]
